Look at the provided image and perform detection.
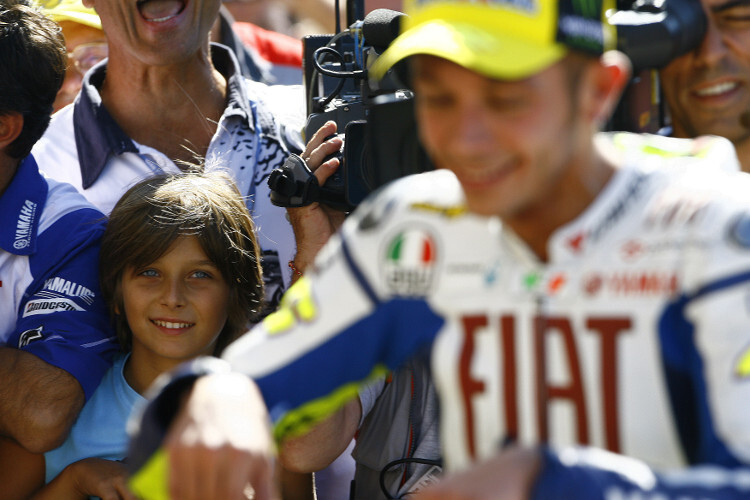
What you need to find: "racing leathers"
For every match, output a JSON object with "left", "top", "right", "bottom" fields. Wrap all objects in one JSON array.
[{"left": 147, "top": 132, "right": 750, "bottom": 498}]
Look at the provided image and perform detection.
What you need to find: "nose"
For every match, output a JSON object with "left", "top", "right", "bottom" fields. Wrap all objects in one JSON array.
[
  {"left": 161, "top": 278, "right": 186, "bottom": 308},
  {"left": 453, "top": 105, "right": 494, "bottom": 153},
  {"left": 693, "top": 18, "right": 727, "bottom": 69}
]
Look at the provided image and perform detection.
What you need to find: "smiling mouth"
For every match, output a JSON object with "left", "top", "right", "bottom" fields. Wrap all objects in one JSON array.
[
  {"left": 152, "top": 319, "right": 194, "bottom": 329},
  {"left": 136, "top": 0, "right": 186, "bottom": 22},
  {"left": 457, "top": 159, "right": 517, "bottom": 187},
  {"left": 694, "top": 80, "right": 740, "bottom": 98}
]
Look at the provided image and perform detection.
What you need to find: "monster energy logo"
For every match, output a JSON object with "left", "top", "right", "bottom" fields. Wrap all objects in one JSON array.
[
  {"left": 572, "top": 0, "right": 600, "bottom": 18},
  {"left": 557, "top": 0, "right": 607, "bottom": 53}
]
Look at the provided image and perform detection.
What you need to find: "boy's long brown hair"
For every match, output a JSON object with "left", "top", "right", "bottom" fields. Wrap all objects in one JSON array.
[{"left": 100, "top": 170, "right": 265, "bottom": 355}]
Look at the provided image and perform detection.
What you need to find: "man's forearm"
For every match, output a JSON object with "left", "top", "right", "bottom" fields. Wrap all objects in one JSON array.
[
  {"left": 0, "top": 347, "right": 84, "bottom": 453},
  {"left": 278, "top": 398, "right": 361, "bottom": 473}
]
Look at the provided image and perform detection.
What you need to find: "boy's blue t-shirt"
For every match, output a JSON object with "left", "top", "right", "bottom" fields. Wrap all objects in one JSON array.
[{"left": 45, "top": 353, "right": 141, "bottom": 483}]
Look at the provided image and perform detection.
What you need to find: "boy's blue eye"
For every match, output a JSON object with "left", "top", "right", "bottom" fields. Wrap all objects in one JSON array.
[
  {"left": 192, "top": 270, "right": 212, "bottom": 279},
  {"left": 139, "top": 269, "right": 158, "bottom": 277}
]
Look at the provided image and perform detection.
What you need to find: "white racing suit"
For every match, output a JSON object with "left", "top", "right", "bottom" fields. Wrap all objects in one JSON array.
[{"left": 137, "top": 132, "right": 750, "bottom": 498}]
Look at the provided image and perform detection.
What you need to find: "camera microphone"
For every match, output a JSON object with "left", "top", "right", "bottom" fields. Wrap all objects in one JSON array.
[{"left": 359, "top": 8, "right": 405, "bottom": 52}]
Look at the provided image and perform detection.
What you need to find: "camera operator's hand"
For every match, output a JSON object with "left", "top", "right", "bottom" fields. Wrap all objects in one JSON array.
[{"left": 287, "top": 121, "right": 348, "bottom": 279}]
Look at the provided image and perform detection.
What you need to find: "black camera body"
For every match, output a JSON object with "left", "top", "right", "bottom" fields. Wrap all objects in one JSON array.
[
  {"left": 298, "top": 91, "right": 430, "bottom": 212},
  {"left": 269, "top": 6, "right": 430, "bottom": 212},
  {"left": 268, "top": 0, "right": 707, "bottom": 212}
]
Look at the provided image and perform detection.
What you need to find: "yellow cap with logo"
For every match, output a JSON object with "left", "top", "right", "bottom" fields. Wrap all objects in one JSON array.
[
  {"left": 36, "top": 0, "right": 101, "bottom": 30},
  {"left": 370, "top": 0, "right": 617, "bottom": 81}
]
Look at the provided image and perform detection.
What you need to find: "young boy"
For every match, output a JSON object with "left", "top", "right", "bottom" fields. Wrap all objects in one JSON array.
[{"left": 20, "top": 171, "right": 267, "bottom": 499}]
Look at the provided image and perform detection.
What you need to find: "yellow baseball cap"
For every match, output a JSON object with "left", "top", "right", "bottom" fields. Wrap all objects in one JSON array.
[
  {"left": 37, "top": 0, "right": 101, "bottom": 30},
  {"left": 371, "top": 0, "right": 618, "bottom": 81}
]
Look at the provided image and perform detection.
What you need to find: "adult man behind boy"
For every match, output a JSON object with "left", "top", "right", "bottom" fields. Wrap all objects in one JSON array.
[
  {"left": 129, "top": 0, "right": 750, "bottom": 498},
  {"left": 31, "top": 0, "right": 305, "bottom": 307},
  {"left": 660, "top": 0, "right": 750, "bottom": 170},
  {"left": 0, "top": 0, "right": 116, "bottom": 456}
]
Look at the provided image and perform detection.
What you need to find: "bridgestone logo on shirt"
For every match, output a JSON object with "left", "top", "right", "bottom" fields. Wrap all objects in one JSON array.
[{"left": 23, "top": 298, "right": 84, "bottom": 317}]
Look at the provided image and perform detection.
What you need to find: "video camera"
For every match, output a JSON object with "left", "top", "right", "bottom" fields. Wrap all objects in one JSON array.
[
  {"left": 268, "top": 0, "right": 707, "bottom": 212},
  {"left": 268, "top": 2, "right": 426, "bottom": 211}
]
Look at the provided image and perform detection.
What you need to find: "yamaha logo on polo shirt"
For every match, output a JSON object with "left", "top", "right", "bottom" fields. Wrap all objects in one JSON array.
[{"left": 14, "top": 200, "right": 37, "bottom": 250}]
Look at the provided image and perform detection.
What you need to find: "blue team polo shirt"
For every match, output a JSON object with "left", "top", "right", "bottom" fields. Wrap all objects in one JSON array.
[{"left": 0, "top": 155, "right": 117, "bottom": 400}]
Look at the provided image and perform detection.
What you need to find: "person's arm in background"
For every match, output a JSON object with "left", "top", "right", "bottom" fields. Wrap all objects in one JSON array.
[
  {"left": 279, "top": 398, "right": 361, "bottom": 474},
  {"left": 277, "top": 120, "right": 364, "bottom": 474},
  {"left": 0, "top": 437, "right": 45, "bottom": 500},
  {"left": 0, "top": 441, "right": 136, "bottom": 500},
  {"left": 0, "top": 188, "right": 116, "bottom": 469},
  {"left": 285, "top": 120, "right": 346, "bottom": 279},
  {"left": 0, "top": 348, "right": 84, "bottom": 453}
]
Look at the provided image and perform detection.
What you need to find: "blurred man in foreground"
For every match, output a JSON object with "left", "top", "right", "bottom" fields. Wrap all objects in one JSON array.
[{"left": 128, "top": 1, "right": 750, "bottom": 499}]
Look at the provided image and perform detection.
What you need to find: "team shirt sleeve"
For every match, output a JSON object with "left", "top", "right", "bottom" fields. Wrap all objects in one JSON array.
[{"left": 10, "top": 209, "right": 117, "bottom": 400}]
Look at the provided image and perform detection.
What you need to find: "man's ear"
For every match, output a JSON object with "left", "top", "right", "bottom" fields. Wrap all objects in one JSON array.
[
  {"left": 584, "top": 51, "right": 632, "bottom": 128},
  {"left": 0, "top": 113, "right": 24, "bottom": 151}
]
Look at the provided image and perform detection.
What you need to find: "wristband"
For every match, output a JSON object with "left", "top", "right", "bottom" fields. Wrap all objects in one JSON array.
[{"left": 288, "top": 260, "right": 304, "bottom": 277}]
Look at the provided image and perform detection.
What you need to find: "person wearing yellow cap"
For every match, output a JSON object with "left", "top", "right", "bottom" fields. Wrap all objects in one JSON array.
[
  {"left": 37, "top": 0, "right": 108, "bottom": 112},
  {"left": 126, "top": 0, "right": 750, "bottom": 499}
]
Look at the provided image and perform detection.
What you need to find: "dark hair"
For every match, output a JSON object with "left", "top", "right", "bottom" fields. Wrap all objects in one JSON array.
[
  {"left": 100, "top": 170, "right": 265, "bottom": 354},
  {"left": 0, "top": 0, "right": 66, "bottom": 159}
]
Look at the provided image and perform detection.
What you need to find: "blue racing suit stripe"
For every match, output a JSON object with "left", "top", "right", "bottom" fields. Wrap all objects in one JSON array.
[
  {"left": 257, "top": 298, "right": 445, "bottom": 442},
  {"left": 341, "top": 233, "right": 380, "bottom": 306},
  {"left": 533, "top": 446, "right": 750, "bottom": 500},
  {"left": 658, "top": 270, "right": 750, "bottom": 467}
]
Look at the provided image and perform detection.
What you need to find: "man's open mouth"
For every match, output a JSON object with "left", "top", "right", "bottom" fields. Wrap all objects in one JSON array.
[{"left": 136, "top": 0, "right": 186, "bottom": 22}]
